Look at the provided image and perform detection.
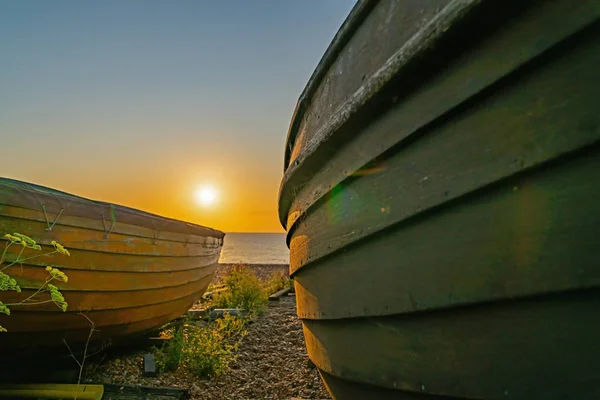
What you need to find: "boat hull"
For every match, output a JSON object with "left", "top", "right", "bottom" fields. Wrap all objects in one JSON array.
[
  {"left": 279, "top": 0, "right": 600, "bottom": 398},
  {"left": 0, "top": 178, "right": 224, "bottom": 355}
]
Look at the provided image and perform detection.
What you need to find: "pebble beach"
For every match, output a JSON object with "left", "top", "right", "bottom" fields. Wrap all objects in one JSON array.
[{"left": 83, "top": 263, "right": 331, "bottom": 400}]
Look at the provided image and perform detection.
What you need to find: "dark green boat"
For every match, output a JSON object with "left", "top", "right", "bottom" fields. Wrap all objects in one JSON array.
[{"left": 278, "top": 0, "right": 600, "bottom": 398}]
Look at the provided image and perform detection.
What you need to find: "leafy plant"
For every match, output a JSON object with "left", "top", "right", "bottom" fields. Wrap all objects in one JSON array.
[
  {"left": 155, "top": 313, "right": 247, "bottom": 378},
  {"left": 154, "top": 266, "right": 295, "bottom": 379},
  {"left": 264, "top": 269, "right": 293, "bottom": 295},
  {"left": 155, "top": 326, "right": 185, "bottom": 372},
  {"left": 0, "top": 232, "right": 70, "bottom": 332},
  {"left": 212, "top": 265, "right": 269, "bottom": 315},
  {"left": 184, "top": 314, "right": 247, "bottom": 378}
]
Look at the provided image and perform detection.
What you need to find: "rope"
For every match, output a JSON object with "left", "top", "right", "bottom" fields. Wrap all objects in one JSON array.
[
  {"left": 149, "top": 218, "right": 159, "bottom": 245},
  {"left": 101, "top": 205, "right": 116, "bottom": 239},
  {"left": 42, "top": 205, "right": 65, "bottom": 232},
  {"left": 184, "top": 223, "right": 194, "bottom": 248}
]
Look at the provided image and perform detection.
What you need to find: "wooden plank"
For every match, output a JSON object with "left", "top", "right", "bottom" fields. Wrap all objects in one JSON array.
[
  {"left": 0, "top": 205, "right": 219, "bottom": 245},
  {"left": 289, "top": 23, "right": 600, "bottom": 275},
  {"left": 0, "top": 243, "right": 219, "bottom": 273},
  {"left": 208, "top": 308, "right": 246, "bottom": 319},
  {"left": 268, "top": 287, "right": 292, "bottom": 301},
  {"left": 280, "top": 0, "right": 600, "bottom": 231},
  {"left": 3, "top": 271, "right": 214, "bottom": 312},
  {"left": 0, "top": 292, "right": 199, "bottom": 332},
  {"left": 186, "top": 309, "right": 209, "bottom": 319},
  {"left": 4, "top": 263, "right": 215, "bottom": 293},
  {"left": 202, "top": 287, "right": 228, "bottom": 299},
  {"left": 0, "top": 217, "right": 220, "bottom": 257},
  {"left": 302, "top": 290, "right": 600, "bottom": 399},
  {"left": 294, "top": 147, "right": 600, "bottom": 319},
  {"left": 102, "top": 384, "right": 188, "bottom": 400}
]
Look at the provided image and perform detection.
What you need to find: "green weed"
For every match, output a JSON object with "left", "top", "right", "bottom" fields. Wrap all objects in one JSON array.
[
  {"left": 212, "top": 265, "right": 268, "bottom": 315},
  {"left": 0, "top": 232, "right": 70, "bottom": 332},
  {"left": 155, "top": 313, "right": 247, "bottom": 378},
  {"left": 264, "top": 269, "right": 293, "bottom": 295},
  {"left": 155, "top": 326, "right": 184, "bottom": 372}
]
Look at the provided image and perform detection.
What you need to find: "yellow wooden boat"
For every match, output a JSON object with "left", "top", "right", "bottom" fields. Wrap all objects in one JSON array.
[{"left": 0, "top": 177, "right": 224, "bottom": 354}]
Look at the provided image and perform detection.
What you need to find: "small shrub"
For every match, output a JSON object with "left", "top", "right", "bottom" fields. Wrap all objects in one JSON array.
[
  {"left": 155, "top": 313, "right": 247, "bottom": 378},
  {"left": 206, "top": 281, "right": 226, "bottom": 293},
  {"left": 213, "top": 265, "right": 268, "bottom": 315},
  {"left": 264, "top": 269, "right": 293, "bottom": 295},
  {"left": 184, "top": 314, "right": 247, "bottom": 378},
  {"left": 155, "top": 326, "right": 184, "bottom": 372}
]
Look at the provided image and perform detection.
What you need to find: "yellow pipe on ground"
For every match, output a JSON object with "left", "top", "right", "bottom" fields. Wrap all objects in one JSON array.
[{"left": 0, "top": 384, "right": 104, "bottom": 399}]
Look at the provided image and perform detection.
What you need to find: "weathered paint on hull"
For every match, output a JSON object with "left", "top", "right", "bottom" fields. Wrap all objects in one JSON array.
[
  {"left": 0, "top": 178, "right": 224, "bottom": 354},
  {"left": 278, "top": 0, "right": 600, "bottom": 398}
]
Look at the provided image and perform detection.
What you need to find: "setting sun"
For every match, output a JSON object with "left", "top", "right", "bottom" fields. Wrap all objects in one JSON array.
[{"left": 195, "top": 185, "right": 218, "bottom": 207}]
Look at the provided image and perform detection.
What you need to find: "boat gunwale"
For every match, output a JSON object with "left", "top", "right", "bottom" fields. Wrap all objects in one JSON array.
[
  {"left": 278, "top": 0, "right": 481, "bottom": 229},
  {"left": 0, "top": 177, "right": 225, "bottom": 240},
  {"left": 0, "top": 215, "right": 223, "bottom": 257},
  {"left": 0, "top": 223, "right": 223, "bottom": 253},
  {"left": 282, "top": 0, "right": 377, "bottom": 171},
  {"left": 0, "top": 204, "right": 223, "bottom": 245}
]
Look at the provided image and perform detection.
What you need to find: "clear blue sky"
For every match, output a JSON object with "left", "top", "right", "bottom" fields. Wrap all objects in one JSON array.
[{"left": 0, "top": 0, "right": 356, "bottom": 232}]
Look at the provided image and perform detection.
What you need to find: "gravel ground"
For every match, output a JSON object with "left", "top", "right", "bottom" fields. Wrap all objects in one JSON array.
[{"left": 84, "top": 264, "right": 331, "bottom": 400}]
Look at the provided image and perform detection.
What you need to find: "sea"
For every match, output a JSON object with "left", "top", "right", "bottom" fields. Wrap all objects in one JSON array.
[{"left": 218, "top": 233, "right": 289, "bottom": 265}]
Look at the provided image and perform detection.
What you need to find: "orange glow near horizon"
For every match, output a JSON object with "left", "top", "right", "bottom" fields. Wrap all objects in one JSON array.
[
  {"left": 0, "top": 0, "right": 359, "bottom": 235},
  {"left": 3, "top": 149, "right": 286, "bottom": 234}
]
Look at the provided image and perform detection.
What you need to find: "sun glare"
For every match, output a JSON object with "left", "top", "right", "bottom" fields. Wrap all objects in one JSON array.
[{"left": 195, "top": 185, "right": 218, "bottom": 207}]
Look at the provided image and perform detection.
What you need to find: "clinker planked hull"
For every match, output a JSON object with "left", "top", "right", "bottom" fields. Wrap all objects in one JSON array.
[
  {"left": 0, "top": 178, "right": 224, "bottom": 354},
  {"left": 278, "top": 0, "right": 600, "bottom": 398}
]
